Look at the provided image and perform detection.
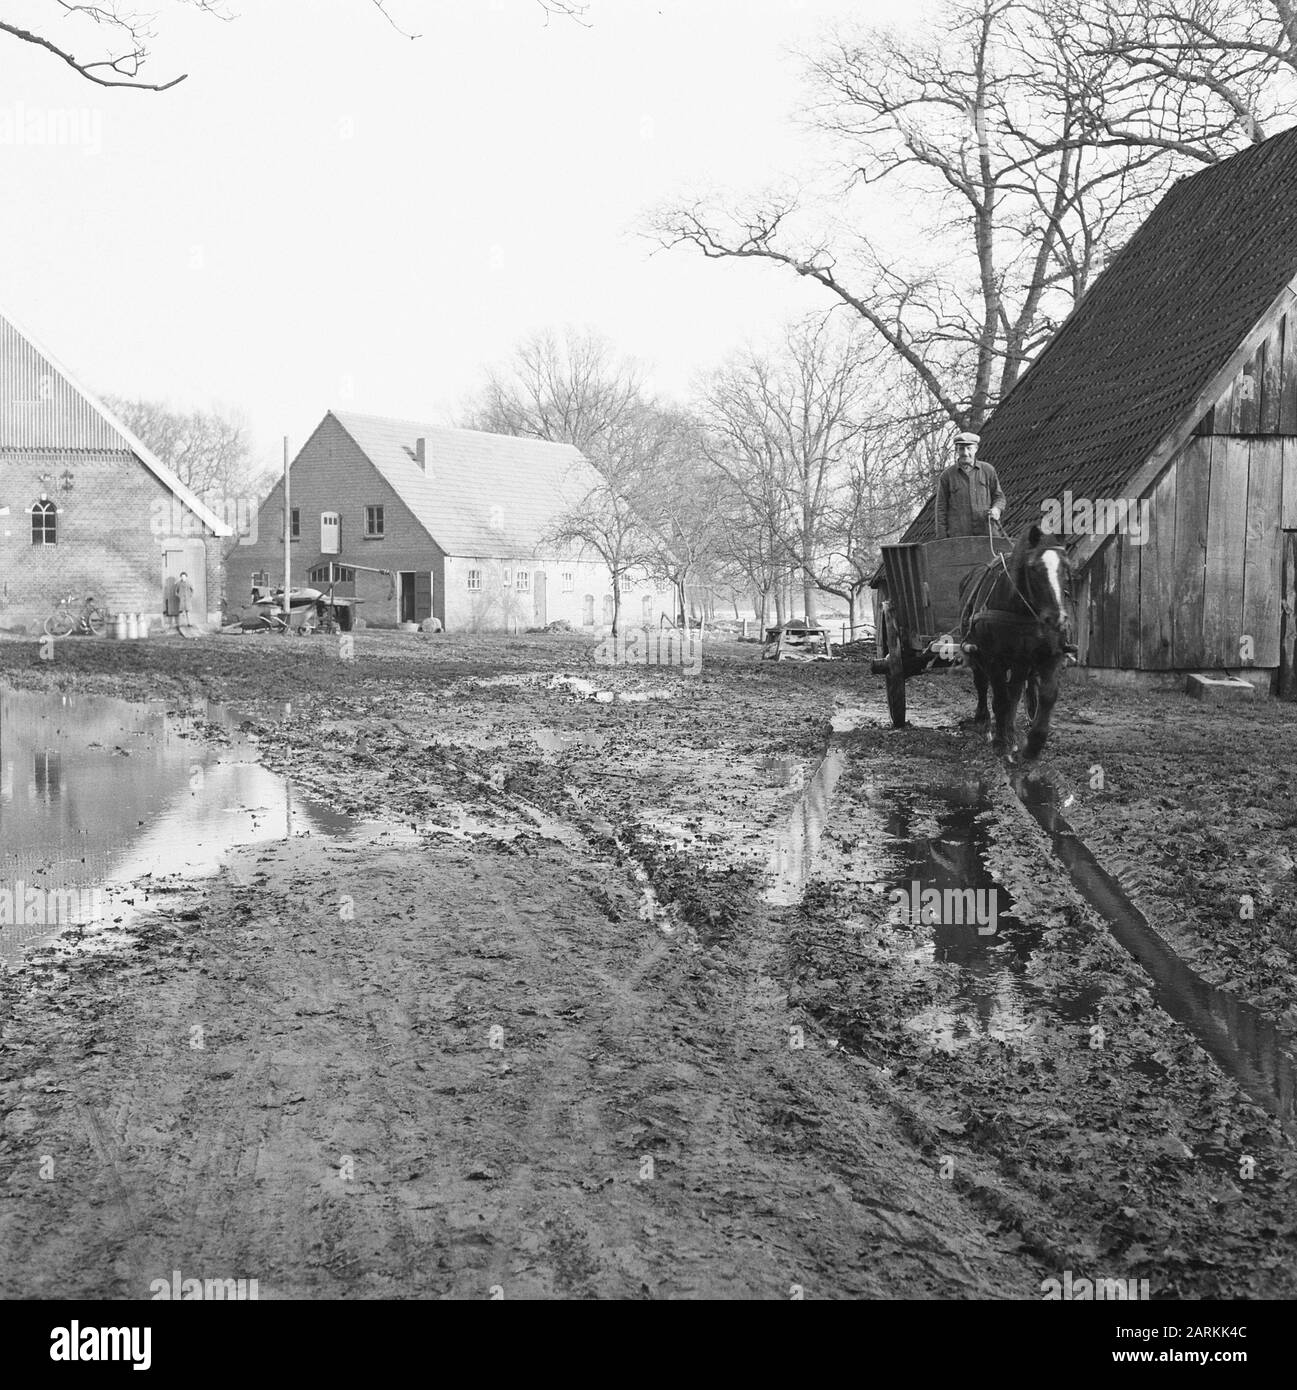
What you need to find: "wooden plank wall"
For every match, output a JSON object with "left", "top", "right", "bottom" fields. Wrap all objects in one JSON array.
[
  {"left": 1202, "top": 439, "right": 1250, "bottom": 660},
  {"left": 1087, "top": 435, "right": 1287, "bottom": 669},
  {"left": 1197, "top": 309, "right": 1297, "bottom": 436}
]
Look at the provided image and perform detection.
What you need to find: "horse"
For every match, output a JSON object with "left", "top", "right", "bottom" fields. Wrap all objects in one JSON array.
[{"left": 957, "top": 525, "right": 1074, "bottom": 762}]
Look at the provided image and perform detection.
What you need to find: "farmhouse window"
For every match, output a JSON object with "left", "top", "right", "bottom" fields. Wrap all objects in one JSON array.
[
  {"left": 516, "top": 570, "right": 531, "bottom": 593},
  {"left": 292, "top": 508, "right": 300, "bottom": 539},
  {"left": 467, "top": 569, "right": 481, "bottom": 591},
  {"left": 31, "top": 499, "right": 57, "bottom": 545},
  {"left": 364, "top": 506, "right": 384, "bottom": 537},
  {"left": 561, "top": 571, "right": 574, "bottom": 592},
  {"left": 309, "top": 564, "right": 356, "bottom": 585},
  {"left": 502, "top": 568, "right": 512, "bottom": 587}
]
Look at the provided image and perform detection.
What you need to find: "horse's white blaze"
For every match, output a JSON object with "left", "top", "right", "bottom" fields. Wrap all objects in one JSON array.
[{"left": 1040, "top": 548, "right": 1064, "bottom": 612}]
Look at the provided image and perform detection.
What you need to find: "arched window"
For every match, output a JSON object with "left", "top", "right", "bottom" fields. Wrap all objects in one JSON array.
[{"left": 31, "top": 499, "right": 56, "bottom": 546}]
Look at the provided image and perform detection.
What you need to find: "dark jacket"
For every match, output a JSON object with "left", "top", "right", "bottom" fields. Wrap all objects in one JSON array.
[{"left": 935, "top": 460, "right": 1006, "bottom": 537}]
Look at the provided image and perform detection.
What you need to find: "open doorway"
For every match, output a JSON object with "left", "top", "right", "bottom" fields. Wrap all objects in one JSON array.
[{"left": 399, "top": 572, "right": 433, "bottom": 624}]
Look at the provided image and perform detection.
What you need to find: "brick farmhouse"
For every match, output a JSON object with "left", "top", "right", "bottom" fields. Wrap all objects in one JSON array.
[
  {"left": 230, "top": 410, "right": 660, "bottom": 632},
  {"left": 0, "top": 307, "right": 231, "bottom": 633}
]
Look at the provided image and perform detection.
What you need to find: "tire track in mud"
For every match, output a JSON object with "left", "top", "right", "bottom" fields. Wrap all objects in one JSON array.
[{"left": 468, "top": 845, "right": 684, "bottom": 1297}]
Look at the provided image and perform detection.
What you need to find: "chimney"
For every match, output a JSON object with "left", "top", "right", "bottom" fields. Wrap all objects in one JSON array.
[{"left": 415, "top": 436, "right": 427, "bottom": 470}]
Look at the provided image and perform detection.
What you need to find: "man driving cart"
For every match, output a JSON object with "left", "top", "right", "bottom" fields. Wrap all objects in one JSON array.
[{"left": 934, "top": 431, "right": 1006, "bottom": 538}]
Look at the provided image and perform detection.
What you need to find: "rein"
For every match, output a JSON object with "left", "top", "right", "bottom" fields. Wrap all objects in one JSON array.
[{"left": 959, "top": 536, "right": 1068, "bottom": 641}]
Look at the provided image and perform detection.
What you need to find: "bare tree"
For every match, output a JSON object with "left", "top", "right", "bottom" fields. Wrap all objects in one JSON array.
[
  {"left": 652, "top": 0, "right": 1261, "bottom": 433},
  {"left": 544, "top": 402, "right": 668, "bottom": 636},
  {"left": 2, "top": 0, "right": 587, "bottom": 91},
  {"left": 465, "top": 328, "right": 646, "bottom": 456},
  {"left": 697, "top": 317, "right": 881, "bottom": 623},
  {"left": 1056, "top": 0, "right": 1297, "bottom": 147},
  {"left": 631, "top": 411, "right": 726, "bottom": 633},
  {"left": 107, "top": 397, "right": 266, "bottom": 505}
]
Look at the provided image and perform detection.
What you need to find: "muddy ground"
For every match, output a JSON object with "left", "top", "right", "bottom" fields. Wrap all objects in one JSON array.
[{"left": 1, "top": 630, "right": 1294, "bottom": 1299}]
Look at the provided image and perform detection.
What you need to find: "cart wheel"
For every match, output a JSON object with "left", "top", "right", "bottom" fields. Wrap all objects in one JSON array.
[{"left": 883, "top": 608, "right": 907, "bottom": 728}]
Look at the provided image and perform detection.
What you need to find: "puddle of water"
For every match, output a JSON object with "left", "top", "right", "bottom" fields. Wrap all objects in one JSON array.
[
  {"left": 1016, "top": 775, "right": 1297, "bottom": 1138},
  {"left": 875, "top": 782, "right": 1103, "bottom": 1052},
  {"left": 0, "top": 686, "right": 372, "bottom": 964},
  {"left": 756, "top": 755, "right": 805, "bottom": 791},
  {"left": 531, "top": 727, "right": 608, "bottom": 760},
  {"left": 763, "top": 746, "right": 852, "bottom": 906}
]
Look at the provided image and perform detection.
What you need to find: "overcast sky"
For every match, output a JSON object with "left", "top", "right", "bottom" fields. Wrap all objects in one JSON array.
[{"left": 1, "top": 0, "right": 917, "bottom": 469}]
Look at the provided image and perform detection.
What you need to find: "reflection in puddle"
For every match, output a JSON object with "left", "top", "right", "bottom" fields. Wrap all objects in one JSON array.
[
  {"left": 882, "top": 783, "right": 1102, "bottom": 1051},
  {"left": 756, "top": 755, "right": 803, "bottom": 790},
  {"left": 531, "top": 727, "right": 608, "bottom": 759},
  {"left": 0, "top": 687, "right": 361, "bottom": 963},
  {"left": 764, "top": 746, "right": 851, "bottom": 905},
  {"left": 1017, "top": 774, "right": 1297, "bottom": 1137}
]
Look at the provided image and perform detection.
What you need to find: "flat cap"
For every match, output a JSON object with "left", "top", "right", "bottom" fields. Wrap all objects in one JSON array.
[{"left": 953, "top": 431, "right": 980, "bottom": 445}]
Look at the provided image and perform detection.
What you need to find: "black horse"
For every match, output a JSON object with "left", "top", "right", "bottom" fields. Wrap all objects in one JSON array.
[{"left": 958, "top": 526, "right": 1074, "bottom": 761}]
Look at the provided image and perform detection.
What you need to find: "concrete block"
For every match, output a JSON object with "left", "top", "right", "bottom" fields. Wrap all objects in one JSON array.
[{"left": 1186, "top": 673, "right": 1256, "bottom": 701}]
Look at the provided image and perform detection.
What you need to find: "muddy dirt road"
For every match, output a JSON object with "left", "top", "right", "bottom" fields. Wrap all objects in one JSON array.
[{"left": 1, "top": 631, "right": 1294, "bottom": 1299}]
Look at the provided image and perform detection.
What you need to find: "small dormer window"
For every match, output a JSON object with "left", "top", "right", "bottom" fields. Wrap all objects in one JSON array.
[{"left": 31, "top": 498, "right": 57, "bottom": 545}]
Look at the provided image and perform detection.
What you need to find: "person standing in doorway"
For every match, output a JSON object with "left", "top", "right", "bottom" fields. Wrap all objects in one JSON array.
[
  {"left": 175, "top": 571, "right": 194, "bottom": 636},
  {"left": 934, "top": 431, "right": 1007, "bottom": 538}
]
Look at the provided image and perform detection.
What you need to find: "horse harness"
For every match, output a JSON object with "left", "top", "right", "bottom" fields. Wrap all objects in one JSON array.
[{"left": 959, "top": 551, "right": 1063, "bottom": 642}]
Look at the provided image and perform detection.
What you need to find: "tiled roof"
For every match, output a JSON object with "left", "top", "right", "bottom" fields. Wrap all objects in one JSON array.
[
  {"left": 900, "top": 124, "right": 1297, "bottom": 543},
  {"left": 331, "top": 412, "right": 598, "bottom": 558},
  {"left": 0, "top": 306, "right": 231, "bottom": 535}
]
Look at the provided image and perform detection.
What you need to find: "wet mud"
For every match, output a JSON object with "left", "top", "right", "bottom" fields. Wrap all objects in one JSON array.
[{"left": 0, "top": 632, "right": 1293, "bottom": 1298}]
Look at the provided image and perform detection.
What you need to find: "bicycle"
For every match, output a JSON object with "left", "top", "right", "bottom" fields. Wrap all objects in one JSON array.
[{"left": 44, "top": 592, "right": 108, "bottom": 638}]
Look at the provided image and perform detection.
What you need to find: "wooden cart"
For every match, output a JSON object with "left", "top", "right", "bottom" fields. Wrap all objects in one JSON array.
[
  {"left": 762, "top": 622, "right": 834, "bottom": 661},
  {"left": 871, "top": 535, "right": 1014, "bottom": 726}
]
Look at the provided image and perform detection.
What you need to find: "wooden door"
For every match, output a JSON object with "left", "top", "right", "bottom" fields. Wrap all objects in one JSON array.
[
  {"left": 414, "top": 572, "right": 432, "bottom": 622},
  {"left": 162, "top": 542, "right": 206, "bottom": 621},
  {"left": 533, "top": 571, "right": 547, "bottom": 627},
  {"left": 1280, "top": 531, "right": 1297, "bottom": 699}
]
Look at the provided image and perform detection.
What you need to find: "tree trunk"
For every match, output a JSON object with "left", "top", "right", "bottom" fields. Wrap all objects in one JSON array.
[
  {"left": 803, "top": 574, "right": 817, "bottom": 624},
  {"left": 612, "top": 571, "right": 622, "bottom": 637},
  {"left": 774, "top": 586, "right": 785, "bottom": 625}
]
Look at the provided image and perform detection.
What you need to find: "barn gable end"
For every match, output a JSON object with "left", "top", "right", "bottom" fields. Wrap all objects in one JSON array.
[{"left": 897, "top": 125, "right": 1297, "bottom": 689}]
